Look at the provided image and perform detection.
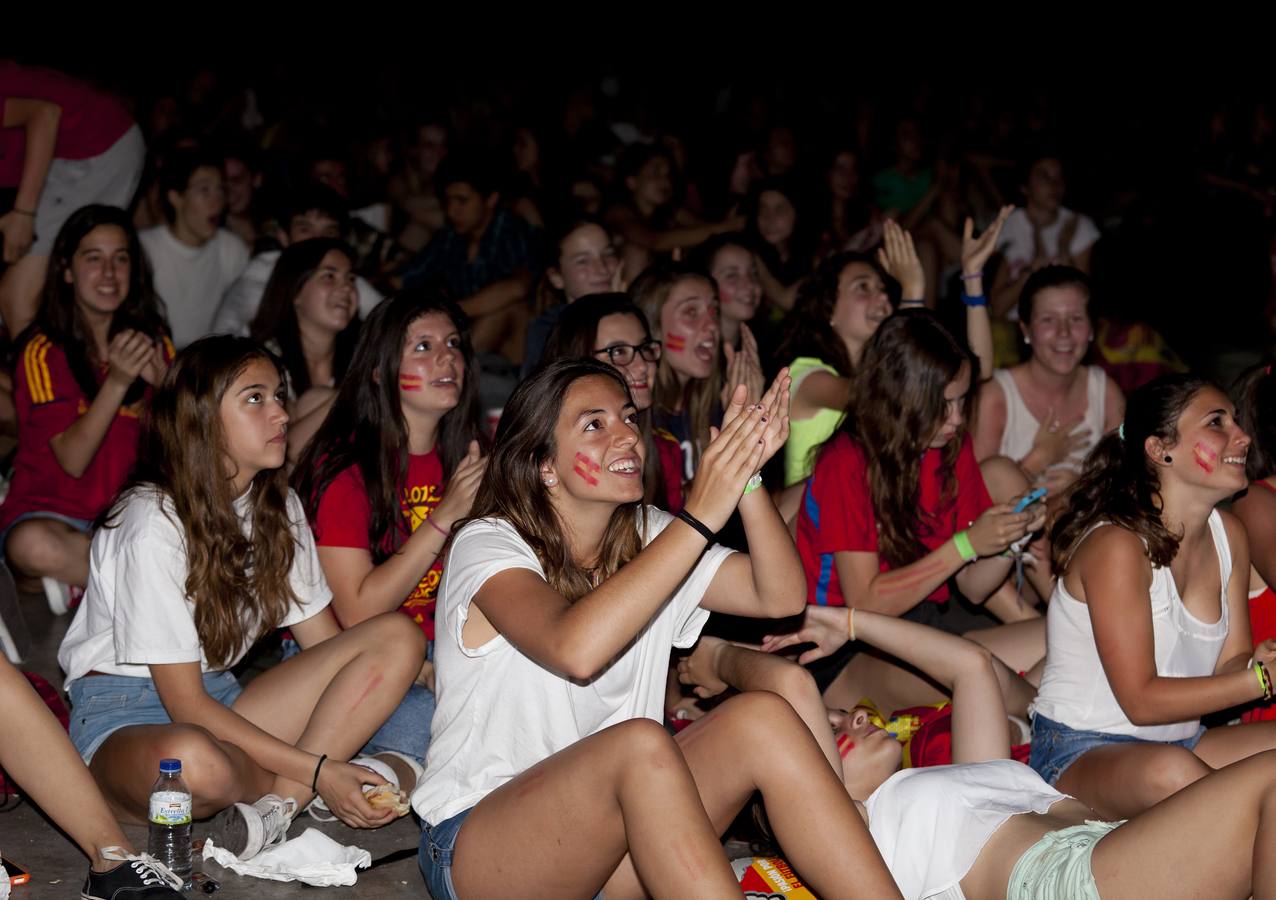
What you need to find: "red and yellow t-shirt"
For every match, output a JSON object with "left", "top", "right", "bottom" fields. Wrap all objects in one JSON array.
[
  {"left": 0, "top": 333, "right": 173, "bottom": 533},
  {"left": 314, "top": 451, "right": 446, "bottom": 640}
]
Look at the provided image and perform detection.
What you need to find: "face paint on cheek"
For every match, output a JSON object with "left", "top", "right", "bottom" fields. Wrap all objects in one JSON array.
[
  {"left": 665, "top": 332, "right": 687, "bottom": 352},
  {"left": 1193, "top": 442, "right": 1218, "bottom": 474},
  {"left": 572, "top": 452, "right": 601, "bottom": 486},
  {"left": 399, "top": 374, "right": 424, "bottom": 392},
  {"left": 837, "top": 733, "right": 856, "bottom": 758}
]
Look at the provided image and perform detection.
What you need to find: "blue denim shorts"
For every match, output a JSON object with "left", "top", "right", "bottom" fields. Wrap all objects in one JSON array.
[
  {"left": 68, "top": 670, "right": 242, "bottom": 764},
  {"left": 418, "top": 806, "right": 473, "bottom": 900},
  {"left": 1029, "top": 712, "right": 1206, "bottom": 785}
]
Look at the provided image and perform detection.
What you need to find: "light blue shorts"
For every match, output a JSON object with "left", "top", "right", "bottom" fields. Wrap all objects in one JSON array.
[
  {"left": 1007, "top": 819, "right": 1122, "bottom": 900},
  {"left": 67, "top": 670, "right": 242, "bottom": 763}
]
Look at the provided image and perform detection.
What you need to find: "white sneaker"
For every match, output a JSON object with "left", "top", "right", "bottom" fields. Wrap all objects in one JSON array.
[
  {"left": 41, "top": 577, "right": 70, "bottom": 615},
  {"left": 209, "top": 794, "right": 297, "bottom": 860}
]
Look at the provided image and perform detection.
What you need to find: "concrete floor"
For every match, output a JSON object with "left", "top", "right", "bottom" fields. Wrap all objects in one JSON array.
[{"left": 0, "top": 592, "right": 429, "bottom": 898}]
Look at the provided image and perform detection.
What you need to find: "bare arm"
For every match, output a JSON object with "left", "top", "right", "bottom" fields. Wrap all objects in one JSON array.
[
  {"left": 790, "top": 370, "right": 851, "bottom": 421},
  {"left": 3, "top": 97, "right": 60, "bottom": 214},
  {"left": 1233, "top": 479, "right": 1276, "bottom": 595},
  {"left": 458, "top": 272, "right": 533, "bottom": 319},
  {"left": 959, "top": 207, "right": 1014, "bottom": 379},
  {"left": 971, "top": 378, "right": 1009, "bottom": 461},
  {"left": 1080, "top": 524, "right": 1264, "bottom": 726}
]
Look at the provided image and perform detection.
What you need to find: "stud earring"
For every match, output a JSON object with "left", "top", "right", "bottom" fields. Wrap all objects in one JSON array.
[
  {"left": 543, "top": 476, "right": 557, "bottom": 487},
  {"left": 1023, "top": 335, "right": 1032, "bottom": 345}
]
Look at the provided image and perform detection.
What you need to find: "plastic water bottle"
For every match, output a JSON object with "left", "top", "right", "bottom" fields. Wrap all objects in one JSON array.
[{"left": 147, "top": 758, "right": 192, "bottom": 876}]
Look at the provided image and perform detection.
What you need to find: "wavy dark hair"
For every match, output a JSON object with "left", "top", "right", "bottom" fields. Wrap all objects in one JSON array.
[
  {"left": 465, "top": 358, "right": 646, "bottom": 601},
  {"left": 1232, "top": 363, "right": 1276, "bottom": 483},
  {"left": 831, "top": 311, "right": 974, "bottom": 568},
  {"left": 20, "top": 204, "right": 168, "bottom": 406},
  {"left": 1051, "top": 373, "right": 1213, "bottom": 571},
  {"left": 773, "top": 251, "right": 886, "bottom": 378},
  {"left": 101, "top": 336, "right": 300, "bottom": 669},
  {"left": 541, "top": 294, "right": 672, "bottom": 507},
  {"left": 631, "top": 261, "right": 721, "bottom": 470},
  {"left": 294, "top": 290, "right": 483, "bottom": 561},
  {"left": 249, "top": 238, "right": 360, "bottom": 397}
]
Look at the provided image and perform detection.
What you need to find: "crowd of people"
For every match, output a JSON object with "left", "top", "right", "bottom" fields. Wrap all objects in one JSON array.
[{"left": 4, "top": 58, "right": 1276, "bottom": 899}]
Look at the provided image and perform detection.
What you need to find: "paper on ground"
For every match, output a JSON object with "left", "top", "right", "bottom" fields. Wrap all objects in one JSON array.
[{"left": 203, "top": 828, "right": 371, "bottom": 887}]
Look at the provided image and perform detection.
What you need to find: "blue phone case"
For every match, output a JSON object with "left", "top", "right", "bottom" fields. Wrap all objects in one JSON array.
[{"left": 1013, "top": 488, "right": 1047, "bottom": 513}]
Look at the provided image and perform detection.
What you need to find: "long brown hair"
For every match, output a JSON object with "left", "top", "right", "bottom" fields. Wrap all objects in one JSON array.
[
  {"left": 832, "top": 311, "right": 974, "bottom": 567},
  {"left": 1052, "top": 374, "right": 1212, "bottom": 571},
  {"left": 631, "top": 262, "right": 721, "bottom": 470},
  {"left": 102, "top": 336, "right": 301, "bottom": 669},
  {"left": 465, "top": 358, "right": 646, "bottom": 601}
]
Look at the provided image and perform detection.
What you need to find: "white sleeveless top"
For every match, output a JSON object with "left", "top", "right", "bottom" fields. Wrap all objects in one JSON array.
[
  {"left": 991, "top": 366, "right": 1107, "bottom": 473},
  {"left": 1031, "top": 509, "right": 1232, "bottom": 741}
]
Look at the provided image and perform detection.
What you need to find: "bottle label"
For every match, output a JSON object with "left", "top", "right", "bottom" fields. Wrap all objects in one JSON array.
[{"left": 149, "top": 791, "right": 191, "bottom": 826}]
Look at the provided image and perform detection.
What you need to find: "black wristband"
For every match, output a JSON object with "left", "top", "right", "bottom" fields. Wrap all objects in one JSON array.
[
  {"left": 676, "top": 508, "right": 715, "bottom": 543},
  {"left": 311, "top": 754, "right": 328, "bottom": 793}
]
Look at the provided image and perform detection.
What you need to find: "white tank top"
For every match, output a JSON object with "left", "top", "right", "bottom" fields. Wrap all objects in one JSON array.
[
  {"left": 1031, "top": 509, "right": 1232, "bottom": 742},
  {"left": 991, "top": 366, "right": 1107, "bottom": 473}
]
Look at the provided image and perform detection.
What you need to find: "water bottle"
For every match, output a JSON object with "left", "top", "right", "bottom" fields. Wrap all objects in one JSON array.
[{"left": 147, "top": 758, "right": 191, "bottom": 876}]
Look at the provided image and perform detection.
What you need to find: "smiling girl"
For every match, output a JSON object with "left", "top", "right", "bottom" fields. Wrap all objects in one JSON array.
[
  {"left": 0, "top": 205, "right": 171, "bottom": 613},
  {"left": 414, "top": 358, "right": 902, "bottom": 899},
  {"left": 1030, "top": 374, "right": 1276, "bottom": 819},
  {"left": 295, "top": 291, "right": 485, "bottom": 766},
  {"left": 58, "top": 336, "right": 423, "bottom": 860}
]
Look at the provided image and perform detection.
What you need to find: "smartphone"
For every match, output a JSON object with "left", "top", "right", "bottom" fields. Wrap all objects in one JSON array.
[
  {"left": 1013, "top": 487, "right": 1048, "bottom": 514},
  {"left": 2, "top": 857, "right": 30, "bottom": 886}
]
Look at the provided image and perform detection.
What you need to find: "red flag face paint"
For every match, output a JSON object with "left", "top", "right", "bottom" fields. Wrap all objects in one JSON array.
[{"left": 573, "top": 452, "right": 601, "bottom": 486}]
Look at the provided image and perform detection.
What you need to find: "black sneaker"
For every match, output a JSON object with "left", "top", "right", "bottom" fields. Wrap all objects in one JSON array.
[{"left": 81, "top": 848, "right": 184, "bottom": 899}]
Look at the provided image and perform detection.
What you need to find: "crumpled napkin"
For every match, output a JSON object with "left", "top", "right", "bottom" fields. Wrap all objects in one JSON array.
[{"left": 203, "top": 828, "right": 371, "bottom": 887}]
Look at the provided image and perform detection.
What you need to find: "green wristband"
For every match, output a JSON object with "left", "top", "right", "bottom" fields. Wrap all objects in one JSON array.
[
  {"left": 742, "top": 472, "right": 763, "bottom": 495},
  {"left": 953, "top": 530, "right": 977, "bottom": 562}
]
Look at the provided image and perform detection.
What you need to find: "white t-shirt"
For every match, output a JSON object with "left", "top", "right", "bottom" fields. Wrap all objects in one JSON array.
[
  {"left": 996, "top": 207, "right": 1100, "bottom": 284},
  {"left": 867, "top": 760, "right": 1068, "bottom": 900},
  {"left": 58, "top": 487, "right": 332, "bottom": 686},
  {"left": 212, "top": 250, "right": 384, "bottom": 338},
  {"left": 412, "top": 507, "right": 734, "bottom": 826},
  {"left": 140, "top": 226, "right": 250, "bottom": 348}
]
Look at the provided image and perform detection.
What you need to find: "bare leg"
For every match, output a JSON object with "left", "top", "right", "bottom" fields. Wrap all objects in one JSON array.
[
  {"left": 1054, "top": 742, "right": 1212, "bottom": 820},
  {"left": 448, "top": 718, "right": 742, "bottom": 900},
  {"left": 604, "top": 692, "right": 901, "bottom": 900},
  {"left": 0, "top": 254, "right": 49, "bottom": 338},
  {"left": 4, "top": 519, "right": 91, "bottom": 586},
  {"left": 0, "top": 656, "right": 138, "bottom": 866},
  {"left": 90, "top": 613, "right": 424, "bottom": 818},
  {"left": 1195, "top": 719, "right": 1276, "bottom": 768},
  {"left": 1090, "top": 750, "right": 1276, "bottom": 899}
]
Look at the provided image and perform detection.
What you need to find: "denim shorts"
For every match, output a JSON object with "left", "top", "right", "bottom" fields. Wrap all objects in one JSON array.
[
  {"left": 1007, "top": 819, "right": 1121, "bottom": 900},
  {"left": 1029, "top": 712, "right": 1206, "bottom": 785},
  {"left": 68, "top": 670, "right": 242, "bottom": 764},
  {"left": 418, "top": 805, "right": 604, "bottom": 899},
  {"left": 418, "top": 806, "right": 473, "bottom": 900},
  {"left": 0, "top": 511, "right": 91, "bottom": 566}
]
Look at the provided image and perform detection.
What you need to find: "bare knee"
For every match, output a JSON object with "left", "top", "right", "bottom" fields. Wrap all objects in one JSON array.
[
  {"left": 712, "top": 690, "right": 801, "bottom": 737},
  {"left": 5, "top": 523, "right": 64, "bottom": 576},
  {"left": 609, "top": 718, "right": 684, "bottom": 770},
  {"left": 362, "top": 612, "right": 427, "bottom": 668},
  {"left": 153, "top": 724, "right": 240, "bottom": 807},
  {"left": 1142, "top": 747, "right": 1211, "bottom": 801},
  {"left": 980, "top": 455, "right": 1030, "bottom": 502}
]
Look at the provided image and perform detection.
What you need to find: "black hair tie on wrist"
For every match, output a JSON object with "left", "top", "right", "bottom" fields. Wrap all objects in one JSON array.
[
  {"left": 676, "top": 509, "right": 716, "bottom": 543},
  {"left": 311, "top": 754, "right": 328, "bottom": 793}
]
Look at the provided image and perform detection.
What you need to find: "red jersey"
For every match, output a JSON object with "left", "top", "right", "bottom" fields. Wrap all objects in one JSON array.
[
  {"left": 0, "top": 62, "right": 134, "bottom": 186},
  {"left": 795, "top": 432, "right": 992, "bottom": 607},
  {"left": 0, "top": 333, "right": 170, "bottom": 533},
  {"left": 652, "top": 427, "right": 684, "bottom": 514},
  {"left": 314, "top": 451, "right": 446, "bottom": 640}
]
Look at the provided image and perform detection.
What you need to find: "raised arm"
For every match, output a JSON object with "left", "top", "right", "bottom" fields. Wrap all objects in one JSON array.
[
  {"left": 960, "top": 206, "right": 1014, "bottom": 382},
  {"left": 473, "top": 403, "right": 769, "bottom": 680},
  {"left": 1080, "top": 522, "right": 1268, "bottom": 725},
  {"left": 763, "top": 605, "right": 1012, "bottom": 763},
  {"left": 876, "top": 219, "right": 926, "bottom": 307},
  {"left": 319, "top": 442, "right": 485, "bottom": 627}
]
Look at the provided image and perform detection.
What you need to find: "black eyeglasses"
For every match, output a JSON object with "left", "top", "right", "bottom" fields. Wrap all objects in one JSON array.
[{"left": 594, "top": 340, "right": 662, "bottom": 365}]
